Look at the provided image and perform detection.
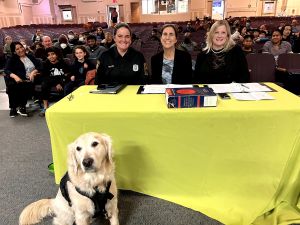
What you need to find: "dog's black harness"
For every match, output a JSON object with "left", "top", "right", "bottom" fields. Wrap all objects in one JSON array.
[{"left": 59, "top": 172, "right": 114, "bottom": 218}]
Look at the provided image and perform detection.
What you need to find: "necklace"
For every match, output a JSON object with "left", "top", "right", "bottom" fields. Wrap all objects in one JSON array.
[{"left": 211, "top": 48, "right": 224, "bottom": 54}]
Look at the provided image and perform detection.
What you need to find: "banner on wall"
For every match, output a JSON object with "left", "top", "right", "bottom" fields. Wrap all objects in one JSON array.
[
  {"left": 212, "top": 0, "right": 224, "bottom": 20},
  {"left": 263, "top": 1, "right": 275, "bottom": 14}
]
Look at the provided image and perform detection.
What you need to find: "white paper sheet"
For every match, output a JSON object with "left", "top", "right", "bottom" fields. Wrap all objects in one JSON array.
[
  {"left": 142, "top": 84, "right": 193, "bottom": 94},
  {"left": 208, "top": 83, "right": 272, "bottom": 93},
  {"left": 231, "top": 92, "right": 275, "bottom": 101}
]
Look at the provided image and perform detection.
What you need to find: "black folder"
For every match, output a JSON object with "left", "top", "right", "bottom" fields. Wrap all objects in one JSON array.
[{"left": 89, "top": 84, "right": 126, "bottom": 94}]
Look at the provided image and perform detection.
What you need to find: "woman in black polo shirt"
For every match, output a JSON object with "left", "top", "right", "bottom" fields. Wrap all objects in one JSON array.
[{"left": 95, "top": 23, "right": 147, "bottom": 85}]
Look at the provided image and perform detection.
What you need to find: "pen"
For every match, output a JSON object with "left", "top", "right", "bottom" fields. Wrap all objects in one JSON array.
[{"left": 241, "top": 84, "right": 249, "bottom": 89}]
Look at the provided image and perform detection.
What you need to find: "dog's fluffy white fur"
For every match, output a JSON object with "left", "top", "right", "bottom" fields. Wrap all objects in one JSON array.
[{"left": 19, "top": 132, "right": 119, "bottom": 225}]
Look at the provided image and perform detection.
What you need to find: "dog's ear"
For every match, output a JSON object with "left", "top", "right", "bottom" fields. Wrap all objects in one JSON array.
[
  {"left": 101, "top": 133, "right": 113, "bottom": 164},
  {"left": 68, "top": 142, "right": 79, "bottom": 175}
]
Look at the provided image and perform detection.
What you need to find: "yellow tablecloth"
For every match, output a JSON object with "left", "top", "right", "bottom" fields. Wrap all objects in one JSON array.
[{"left": 46, "top": 84, "right": 300, "bottom": 225}]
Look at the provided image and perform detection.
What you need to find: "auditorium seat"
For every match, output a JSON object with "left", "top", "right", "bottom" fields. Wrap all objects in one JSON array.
[
  {"left": 246, "top": 53, "right": 276, "bottom": 82},
  {"left": 277, "top": 53, "right": 300, "bottom": 73},
  {"left": 277, "top": 53, "right": 300, "bottom": 94}
]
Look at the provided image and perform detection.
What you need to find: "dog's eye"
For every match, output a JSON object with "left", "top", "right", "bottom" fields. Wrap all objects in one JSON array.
[
  {"left": 91, "top": 141, "right": 99, "bottom": 147},
  {"left": 76, "top": 146, "right": 82, "bottom": 151}
]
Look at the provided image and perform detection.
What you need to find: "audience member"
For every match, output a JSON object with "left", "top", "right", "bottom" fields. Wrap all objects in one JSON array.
[
  {"left": 85, "top": 35, "right": 106, "bottom": 60},
  {"left": 245, "top": 18, "right": 252, "bottom": 30},
  {"left": 53, "top": 34, "right": 73, "bottom": 57},
  {"left": 64, "top": 46, "right": 95, "bottom": 95},
  {"left": 95, "top": 23, "right": 147, "bottom": 85},
  {"left": 281, "top": 25, "right": 294, "bottom": 46},
  {"left": 67, "top": 30, "right": 80, "bottom": 45},
  {"left": 194, "top": 19, "right": 205, "bottom": 31},
  {"left": 231, "top": 26, "right": 248, "bottom": 43},
  {"left": 262, "top": 29, "right": 292, "bottom": 62},
  {"left": 95, "top": 27, "right": 105, "bottom": 43},
  {"left": 19, "top": 38, "right": 34, "bottom": 55},
  {"left": 77, "top": 33, "right": 86, "bottom": 45},
  {"left": 178, "top": 32, "right": 199, "bottom": 53},
  {"left": 194, "top": 20, "right": 249, "bottom": 84},
  {"left": 34, "top": 35, "right": 54, "bottom": 60},
  {"left": 183, "top": 21, "right": 195, "bottom": 33},
  {"left": 252, "top": 29, "right": 260, "bottom": 41},
  {"left": 32, "top": 29, "right": 43, "bottom": 43},
  {"left": 130, "top": 33, "right": 143, "bottom": 51},
  {"left": 241, "top": 34, "right": 256, "bottom": 55},
  {"left": 148, "top": 28, "right": 161, "bottom": 42},
  {"left": 101, "top": 31, "right": 115, "bottom": 49},
  {"left": 256, "top": 31, "right": 269, "bottom": 43},
  {"left": 259, "top": 24, "right": 270, "bottom": 36},
  {"left": 291, "top": 19, "right": 300, "bottom": 34},
  {"left": 151, "top": 24, "right": 193, "bottom": 84},
  {"left": 278, "top": 21, "right": 286, "bottom": 31},
  {"left": 39, "top": 47, "right": 70, "bottom": 116},
  {"left": 4, "top": 42, "right": 42, "bottom": 117},
  {"left": 3, "top": 36, "right": 13, "bottom": 59}
]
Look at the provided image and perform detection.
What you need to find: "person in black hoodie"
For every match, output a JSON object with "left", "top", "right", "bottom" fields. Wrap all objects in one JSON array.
[{"left": 39, "top": 47, "right": 70, "bottom": 116}]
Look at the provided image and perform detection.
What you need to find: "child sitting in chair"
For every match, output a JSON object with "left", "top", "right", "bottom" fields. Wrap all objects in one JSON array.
[{"left": 39, "top": 47, "right": 70, "bottom": 116}]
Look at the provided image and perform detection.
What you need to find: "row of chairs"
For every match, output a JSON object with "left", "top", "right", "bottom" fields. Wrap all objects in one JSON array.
[{"left": 246, "top": 53, "right": 300, "bottom": 82}]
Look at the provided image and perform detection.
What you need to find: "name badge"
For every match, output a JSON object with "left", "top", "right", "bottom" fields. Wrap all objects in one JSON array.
[
  {"left": 133, "top": 64, "right": 139, "bottom": 72},
  {"left": 108, "top": 65, "right": 115, "bottom": 68}
]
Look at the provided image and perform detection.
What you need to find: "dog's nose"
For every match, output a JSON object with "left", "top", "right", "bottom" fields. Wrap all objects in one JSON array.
[{"left": 82, "top": 158, "right": 94, "bottom": 168}]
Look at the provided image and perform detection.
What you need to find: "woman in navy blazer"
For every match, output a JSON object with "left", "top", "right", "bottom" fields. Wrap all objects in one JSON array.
[{"left": 150, "top": 24, "right": 193, "bottom": 84}]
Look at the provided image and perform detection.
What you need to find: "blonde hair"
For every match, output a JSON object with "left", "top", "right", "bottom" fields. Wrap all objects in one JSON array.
[{"left": 203, "top": 20, "right": 235, "bottom": 53}]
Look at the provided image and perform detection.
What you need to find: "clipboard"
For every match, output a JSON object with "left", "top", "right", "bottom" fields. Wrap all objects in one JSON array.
[{"left": 89, "top": 84, "right": 126, "bottom": 94}]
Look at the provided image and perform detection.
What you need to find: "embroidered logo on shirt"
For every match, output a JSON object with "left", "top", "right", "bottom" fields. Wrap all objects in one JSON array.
[
  {"left": 133, "top": 64, "right": 139, "bottom": 72},
  {"left": 108, "top": 65, "right": 115, "bottom": 68}
]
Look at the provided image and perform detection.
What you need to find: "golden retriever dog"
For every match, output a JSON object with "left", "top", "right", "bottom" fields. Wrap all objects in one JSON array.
[{"left": 19, "top": 132, "right": 119, "bottom": 225}]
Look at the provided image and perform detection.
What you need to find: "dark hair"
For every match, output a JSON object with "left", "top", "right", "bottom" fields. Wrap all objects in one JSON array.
[
  {"left": 243, "top": 34, "right": 254, "bottom": 40},
  {"left": 282, "top": 24, "right": 292, "bottom": 32},
  {"left": 161, "top": 24, "right": 178, "bottom": 38},
  {"left": 73, "top": 45, "right": 89, "bottom": 60},
  {"left": 58, "top": 34, "right": 68, "bottom": 44},
  {"left": 272, "top": 29, "right": 283, "bottom": 36},
  {"left": 10, "top": 41, "right": 24, "bottom": 54},
  {"left": 113, "top": 23, "right": 132, "bottom": 36},
  {"left": 259, "top": 30, "right": 267, "bottom": 35},
  {"left": 86, "top": 35, "right": 97, "bottom": 41},
  {"left": 45, "top": 47, "right": 63, "bottom": 59}
]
